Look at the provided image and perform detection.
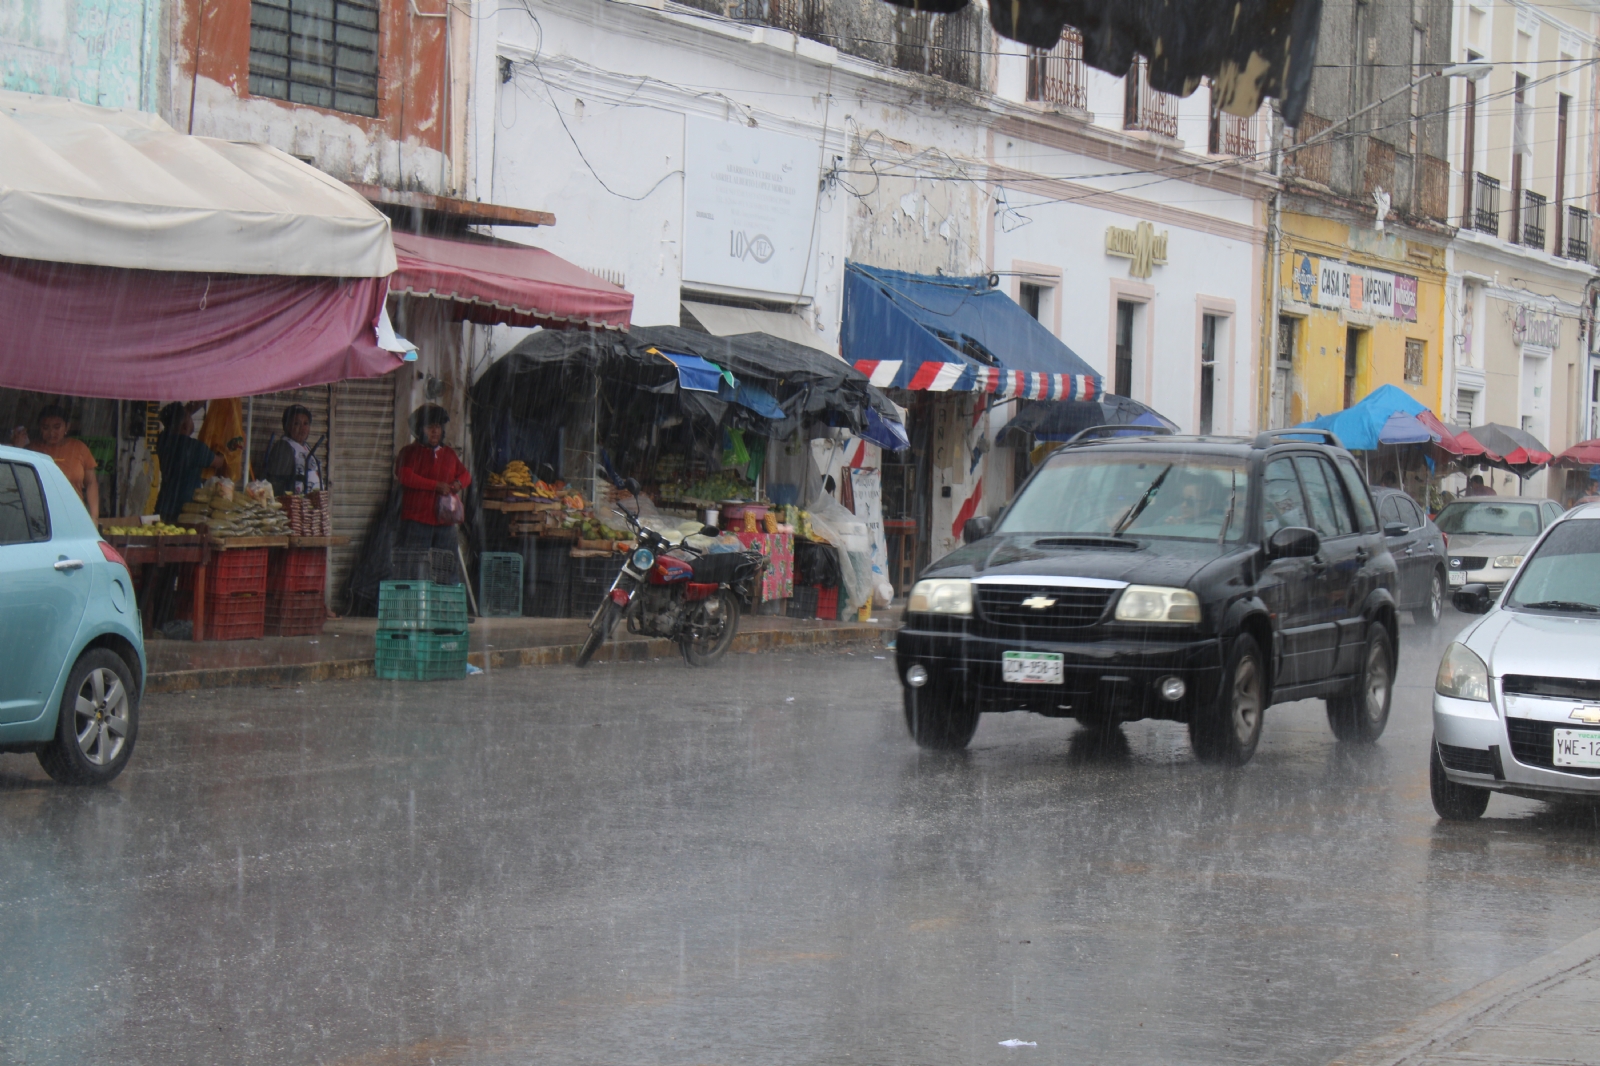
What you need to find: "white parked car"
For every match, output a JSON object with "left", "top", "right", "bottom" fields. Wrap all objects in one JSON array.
[{"left": 1431, "top": 503, "right": 1600, "bottom": 819}]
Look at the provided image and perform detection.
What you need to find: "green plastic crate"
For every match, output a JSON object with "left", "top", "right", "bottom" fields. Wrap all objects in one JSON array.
[
  {"left": 374, "top": 629, "right": 469, "bottom": 681},
  {"left": 377, "top": 580, "right": 469, "bottom": 631},
  {"left": 478, "top": 551, "right": 523, "bottom": 617}
]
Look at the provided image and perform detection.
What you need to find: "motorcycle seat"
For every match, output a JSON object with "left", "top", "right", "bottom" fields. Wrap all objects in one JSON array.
[{"left": 690, "top": 552, "right": 748, "bottom": 585}]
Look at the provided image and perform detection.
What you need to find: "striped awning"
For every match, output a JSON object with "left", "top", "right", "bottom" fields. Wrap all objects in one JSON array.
[{"left": 853, "top": 360, "right": 1099, "bottom": 399}]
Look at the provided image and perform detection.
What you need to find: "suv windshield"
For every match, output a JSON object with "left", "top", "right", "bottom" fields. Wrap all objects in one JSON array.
[
  {"left": 998, "top": 451, "right": 1248, "bottom": 543},
  {"left": 1435, "top": 501, "right": 1542, "bottom": 537},
  {"left": 1505, "top": 520, "right": 1600, "bottom": 613}
]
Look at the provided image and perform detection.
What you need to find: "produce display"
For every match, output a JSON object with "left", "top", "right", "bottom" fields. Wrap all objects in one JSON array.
[
  {"left": 660, "top": 473, "right": 754, "bottom": 504},
  {"left": 281, "top": 491, "right": 331, "bottom": 536},
  {"left": 178, "top": 478, "right": 290, "bottom": 537},
  {"left": 102, "top": 523, "right": 199, "bottom": 536}
]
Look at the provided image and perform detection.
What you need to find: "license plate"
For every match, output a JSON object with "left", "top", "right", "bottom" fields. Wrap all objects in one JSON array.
[
  {"left": 1553, "top": 729, "right": 1600, "bottom": 769},
  {"left": 1003, "top": 651, "right": 1063, "bottom": 685},
  {"left": 1448, "top": 571, "right": 1466, "bottom": 586}
]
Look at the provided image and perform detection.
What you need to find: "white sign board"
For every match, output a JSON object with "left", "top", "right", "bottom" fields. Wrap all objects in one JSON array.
[{"left": 683, "top": 116, "right": 816, "bottom": 297}]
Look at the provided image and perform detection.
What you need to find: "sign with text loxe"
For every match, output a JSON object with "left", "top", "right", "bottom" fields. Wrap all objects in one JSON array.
[
  {"left": 1295, "top": 251, "right": 1418, "bottom": 323},
  {"left": 682, "top": 117, "right": 818, "bottom": 298}
]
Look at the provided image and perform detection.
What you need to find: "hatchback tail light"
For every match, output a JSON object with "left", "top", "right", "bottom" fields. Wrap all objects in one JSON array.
[{"left": 98, "top": 541, "right": 128, "bottom": 568}]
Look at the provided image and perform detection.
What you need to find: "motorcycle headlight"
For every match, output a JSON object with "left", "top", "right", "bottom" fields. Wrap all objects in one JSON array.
[
  {"left": 632, "top": 547, "right": 655, "bottom": 571},
  {"left": 908, "top": 578, "right": 972, "bottom": 615},
  {"left": 1492, "top": 555, "right": 1524, "bottom": 570},
  {"left": 1114, "top": 585, "right": 1201, "bottom": 623},
  {"left": 1436, "top": 642, "right": 1490, "bottom": 702}
]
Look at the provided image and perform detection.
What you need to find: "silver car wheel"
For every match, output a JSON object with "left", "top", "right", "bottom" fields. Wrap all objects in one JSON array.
[
  {"left": 1231, "top": 654, "right": 1262, "bottom": 744},
  {"left": 74, "top": 667, "right": 130, "bottom": 766}
]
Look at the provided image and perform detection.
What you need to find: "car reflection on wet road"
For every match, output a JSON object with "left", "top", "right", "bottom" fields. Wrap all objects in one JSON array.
[{"left": 2, "top": 610, "right": 1598, "bottom": 1066}]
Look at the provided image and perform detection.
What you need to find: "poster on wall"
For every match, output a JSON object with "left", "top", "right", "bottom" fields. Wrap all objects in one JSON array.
[
  {"left": 1297, "top": 251, "right": 1419, "bottom": 323},
  {"left": 683, "top": 116, "right": 818, "bottom": 298}
]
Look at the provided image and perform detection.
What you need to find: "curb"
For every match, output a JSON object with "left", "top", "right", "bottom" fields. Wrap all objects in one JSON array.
[
  {"left": 1328, "top": 926, "right": 1600, "bottom": 1066},
  {"left": 145, "top": 623, "right": 889, "bottom": 694}
]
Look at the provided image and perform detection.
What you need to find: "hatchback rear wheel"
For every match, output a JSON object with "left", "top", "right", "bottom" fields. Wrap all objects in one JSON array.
[{"left": 37, "top": 649, "right": 139, "bottom": 786}]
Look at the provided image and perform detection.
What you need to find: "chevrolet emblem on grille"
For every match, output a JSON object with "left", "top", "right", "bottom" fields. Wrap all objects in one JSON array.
[
  {"left": 1570, "top": 706, "right": 1600, "bottom": 725},
  {"left": 1020, "top": 596, "right": 1057, "bottom": 610}
]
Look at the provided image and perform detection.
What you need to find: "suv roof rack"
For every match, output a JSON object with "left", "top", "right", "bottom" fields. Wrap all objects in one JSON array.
[
  {"left": 1253, "top": 427, "right": 1344, "bottom": 449},
  {"left": 1065, "top": 424, "right": 1177, "bottom": 444}
]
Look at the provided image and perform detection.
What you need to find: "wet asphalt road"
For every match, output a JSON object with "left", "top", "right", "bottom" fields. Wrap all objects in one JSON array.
[{"left": 4, "top": 611, "right": 1600, "bottom": 1066}]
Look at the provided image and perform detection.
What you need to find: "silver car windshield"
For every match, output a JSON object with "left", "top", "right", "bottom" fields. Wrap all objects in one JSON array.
[
  {"left": 1435, "top": 501, "right": 1542, "bottom": 537},
  {"left": 1504, "top": 521, "right": 1600, "bottom": 614},
  {"left": 999, "top": 452, "right": 1248, "bottom": 543}
]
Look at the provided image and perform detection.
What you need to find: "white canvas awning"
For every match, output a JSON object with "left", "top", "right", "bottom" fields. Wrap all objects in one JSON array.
[
  {"left": 681, "top": 300, "right": 836, "bottom": 357},
  {"left": 0, "top": 89, "right": 395, "bottom": 278}
]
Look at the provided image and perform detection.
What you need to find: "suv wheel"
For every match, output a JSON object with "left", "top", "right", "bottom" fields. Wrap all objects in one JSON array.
[
  {"left": 1189, "top": 634, "right": 1264, "bottom": 766},
  {"left": 1430, "top": 738, "right": 1490, "bottom": 821},
  {"left": 903, "top": 682, "right": 980, "bottom": 751},
  {"left": 1417, "top": 570, "right": 1444, "bottom": 627},
  {"left": 37, "top": 649, "right": 139, "bottom": 786},
  {"left": 1326, "top": 626, "right": 1393, "bottom": 743}
]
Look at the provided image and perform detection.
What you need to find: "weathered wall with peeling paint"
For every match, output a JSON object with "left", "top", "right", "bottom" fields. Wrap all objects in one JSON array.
[{"left": 1, "top": 0, "right": 165, "bottom": 112}]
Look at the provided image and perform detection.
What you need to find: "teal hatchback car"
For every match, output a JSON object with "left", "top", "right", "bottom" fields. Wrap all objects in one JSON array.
[{"left": 0, "top": 444, "right": 145, "bottom": 784}]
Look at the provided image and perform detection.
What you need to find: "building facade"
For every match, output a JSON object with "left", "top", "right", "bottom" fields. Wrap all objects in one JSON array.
[{"left": 1445, "top": 0, "right": 1600, "bottom": 500}]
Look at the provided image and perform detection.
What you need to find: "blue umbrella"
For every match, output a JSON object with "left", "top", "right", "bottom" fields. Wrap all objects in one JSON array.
[{"left": 1377, "top": 410, "right": 1436, "bottom": 445}]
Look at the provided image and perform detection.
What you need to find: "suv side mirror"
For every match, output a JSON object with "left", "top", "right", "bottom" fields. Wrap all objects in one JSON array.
[
  {"left": 1383, "top": 522, "right": 1407, "bottom": 537},
  {"left": 1452, "top": 583, "right": 1494, "bottom": 614},
  {"left": 963, "top": 515, "right": 994, "bottom": 544},
  {"left": 1266, "top": 526, "right": 1321, "bottom": 559}
]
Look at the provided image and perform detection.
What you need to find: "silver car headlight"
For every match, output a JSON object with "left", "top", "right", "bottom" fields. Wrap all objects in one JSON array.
[
  {"left": 1114, "top": 585, "right": 1201, "bottom": 624},
  {"left": 908, "top": 578, "right": 973, "bottom": 615},
  {"left": 1436, "top": 642, "right": 1490, "bottom": 702},
  {"left": 1492, "top": 554, "right": 1524, "bottom": 569}
]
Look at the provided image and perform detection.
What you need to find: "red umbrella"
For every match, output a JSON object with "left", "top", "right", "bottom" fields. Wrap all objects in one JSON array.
[
  {"left": 1456, "top": 422, "right": 1553, "bottom": 473},
  {"left": 1555, "top": 439, "right": 1600, "bottom": 467},
  {"left": 1415, "top": 411, "right": 1486, "bottom": 456}
]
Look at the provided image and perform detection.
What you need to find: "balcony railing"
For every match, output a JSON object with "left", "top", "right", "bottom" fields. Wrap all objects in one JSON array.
[
  {"left": 708, "top": 0, "right": 826, "bottom": 38},
  {"left": 1564, "top": 206, "right": 1590, "bottom": 262},
  {"left": 1416, "top": 154, "right": 1448, "bottom": 221},
  {"left": 1026, "top": 28, "right": 1087, "bottom": 111},
  {"left": 1208, "top": 109, "right": 1255, "bottom": 157},
  {"left": 1522, "top": 190, "right": 1547, "bottom": 250},
  {"left": 891, "top": 6, "right": 985, "bottom": 91},
  {"left": 1471, "top": 173, "right": 1500, "bottom": 235},
  {"left": 1285, "top": 113, "right": 1332, "bottom": 185},
  {"left": 1123, "top": 59, "right": 1178, "bottom": 138},
  {"left": 1362, "top": 138, "right": 1396, "bottom": 200}
]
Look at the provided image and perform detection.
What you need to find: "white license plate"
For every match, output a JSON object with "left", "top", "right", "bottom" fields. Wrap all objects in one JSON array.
[
  {"left": 1448, "top": 571, "right": 1466, "bottom": 586},
  {"left": 1553, "top": 729, "right": 1600, "bottom": 769},
  {"left": 1003, "top": 651, "right": 1063, "bottom": 685}
]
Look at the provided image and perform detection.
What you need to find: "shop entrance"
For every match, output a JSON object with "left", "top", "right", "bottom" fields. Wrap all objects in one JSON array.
[
  {"left": 1114, "top": 301, "right": 1136, "bottom": 396},
  {"left": 1199, "top": 313, "right": 1219, "bottom": 434},
  {"left": 1344, "top": 327, "right": 1366, "bottom": 409}
]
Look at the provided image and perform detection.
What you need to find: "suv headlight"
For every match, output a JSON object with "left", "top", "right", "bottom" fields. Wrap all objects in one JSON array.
[
  {"left": 1436, "top": 642, "right": 1490, "bottom": 701},
  {"left": 1492, "top": 555, "right": 1524, "bottom": 569},
  {"left": 1114, "top": 585, "right": 1201, "bottom": 623},
  {"left": 908, "top": 578, "right": 972, "bottom": 615}
]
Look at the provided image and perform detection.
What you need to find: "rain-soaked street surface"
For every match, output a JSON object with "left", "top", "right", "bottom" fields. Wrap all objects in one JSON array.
[{"left": 4, "top": 612, "right": 1600, "bottom": 1066}]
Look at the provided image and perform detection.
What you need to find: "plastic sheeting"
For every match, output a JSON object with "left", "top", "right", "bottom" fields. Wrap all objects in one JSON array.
[{"left": 0, "top": 89, "right": 395, "bottom": 278}]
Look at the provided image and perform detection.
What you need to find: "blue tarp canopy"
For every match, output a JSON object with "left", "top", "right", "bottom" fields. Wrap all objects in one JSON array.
[
  {"left": 1295, "top": 384, "right": 1429, "bottom": 451},
  {"left": 657, "top": 350, "right": 725, "bottom": 393},
  {"left": 842, "top": 263, "right": 1102, "bottom": 399}
]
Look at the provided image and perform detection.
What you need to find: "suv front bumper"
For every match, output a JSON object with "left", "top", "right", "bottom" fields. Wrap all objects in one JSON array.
[{"left": 896, "top": 625, "right": 1223, "bottom": 721}]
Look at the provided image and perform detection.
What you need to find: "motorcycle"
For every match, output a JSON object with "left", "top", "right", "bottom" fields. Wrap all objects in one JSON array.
[{"left": 575, "top": 478, "right": 769, "bottom": 668}]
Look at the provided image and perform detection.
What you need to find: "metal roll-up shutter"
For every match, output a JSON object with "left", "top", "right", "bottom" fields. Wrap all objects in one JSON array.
[
  {"left": 329, "top": 375, "right": 399, "bottom": 612},
  {"left": 245, "top": 387, "right": 332, "bottom": 484}
]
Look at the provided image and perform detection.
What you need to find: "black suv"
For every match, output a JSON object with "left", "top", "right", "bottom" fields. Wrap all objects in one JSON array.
[{"left": 896, "top": 429, "right": 1400, "bottom": 764}]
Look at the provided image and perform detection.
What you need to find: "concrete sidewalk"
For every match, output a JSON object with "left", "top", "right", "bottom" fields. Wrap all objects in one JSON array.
[
  {"left": 1330, "top": 926, "right": 1600, "bottom": 1066},
  {"left": 144, "top": 612, "right": 896, "bottom": 693}
]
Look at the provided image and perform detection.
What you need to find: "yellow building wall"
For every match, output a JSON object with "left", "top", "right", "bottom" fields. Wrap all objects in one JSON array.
[{"left": 1276, "top": 212, "right": 1448, "bottom": 426}]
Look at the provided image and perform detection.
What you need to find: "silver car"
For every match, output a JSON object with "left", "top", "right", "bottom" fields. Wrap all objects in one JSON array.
[
  {"left": 1431, "top": 503, "right": 1600, "bottom": 819},
  {"left": 1435, "top": 498, "right": 1565, "bottom": 596}
]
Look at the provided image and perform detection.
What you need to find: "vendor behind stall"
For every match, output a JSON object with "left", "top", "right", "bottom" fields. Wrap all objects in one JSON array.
[
  {"left": 155, "top": 402, "right": 226, "bottom": 523},
  {"left": 263, "top": 404, "right": 324, "bottom": 496},
  {"left": 395, "top": 405, "right": 470, "bottom": 551},
  {"left": 9, "top": 405, "right": 100, "bottom": 522}
]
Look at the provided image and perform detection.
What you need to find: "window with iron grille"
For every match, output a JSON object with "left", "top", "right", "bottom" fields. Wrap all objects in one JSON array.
[
  {"left": 249, "top": 0, "right": 380, "bottom": 118},
  {"left": 1472, "top": 173, "right": 1499, "bottom": 235},
  {"left": 1567, "top": 207, "right": 1592, "bottom": 262},
  {"left": 1025, "top": 28, "right": 1087, "bottom": 111},
  {"left": 1122, "top": 58, "right": 1177, "bottom": 138},
  {"left": 1522, "top": 190, "right": 1547, "bottom": 250},
  {"left": 1404, "top": 339, "right": 1425, "bottom": 385}
]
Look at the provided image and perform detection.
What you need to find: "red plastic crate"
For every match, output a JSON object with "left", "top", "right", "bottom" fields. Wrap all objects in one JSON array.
[
  {"left": 180, "top": 548, "right": 269, "bottom": 597},
  {"left": 815, "top": 585, "right": 838, "bottom": 621},
  {"left": 265, "top": 590, "right": 325, "bottom": 635},
  {"left": 268, "top": 547, "right": 327, "bottom": 594},
  {"left": 201, "top": 591, "right": 265, "bottom": 640}
]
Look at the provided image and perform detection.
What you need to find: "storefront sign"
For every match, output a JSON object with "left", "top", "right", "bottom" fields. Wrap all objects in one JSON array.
[
  {"left": 1296, "top": 251, "right": 1418, "bottom": 322},
  {"left": 1104, "top": 221, "right": 1168, "bottom": 278},
  {"left": 1513, "top": 306, "right": 1562, "bottom": 349},
  {"left": 682, "top": 117, "right": 817, "bottom": 297}
]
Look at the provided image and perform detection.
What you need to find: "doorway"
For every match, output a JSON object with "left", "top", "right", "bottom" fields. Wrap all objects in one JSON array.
[
  {"left": 1114, "top": 301, "right": 1135, "bottom": 396},
  {"left": 1344, "top": 327, "right": 1364, "bottom": 409},
  {"left": 1199, "top": 314, "right": 1219, "bottom": 434}
]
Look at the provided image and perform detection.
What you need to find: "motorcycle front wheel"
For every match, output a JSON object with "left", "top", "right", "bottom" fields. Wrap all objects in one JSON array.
[
  {"left": 576, "top": 600, "right": 625, "bottom": 668},
  {"left": 681, "top": 588, "right": 740, "bottom": 667}
]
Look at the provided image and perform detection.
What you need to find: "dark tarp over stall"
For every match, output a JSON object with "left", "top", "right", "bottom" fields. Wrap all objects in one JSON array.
[{"left": 871, "top": 0, "right": 1323, "bottom": 125}]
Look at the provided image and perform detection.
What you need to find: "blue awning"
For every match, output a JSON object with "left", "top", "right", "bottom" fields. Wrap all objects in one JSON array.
[
  {"left": 841, "top": 262, "right": 1102, "bottom": 398},
  {"left": 1295, "top": 383, "right": 1429, "bottom": 451},
  {"left": 656, "top": 349, "right": 725, "bottom": 393}
]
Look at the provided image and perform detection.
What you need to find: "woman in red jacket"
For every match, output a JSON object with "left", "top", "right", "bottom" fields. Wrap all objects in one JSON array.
[{"left": 395, "top": 405, "right": 472, "bottom": 551}]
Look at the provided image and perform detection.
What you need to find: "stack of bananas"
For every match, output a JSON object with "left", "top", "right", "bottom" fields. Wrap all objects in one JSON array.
[{"left": 501, "top": 461, "right": 534, "bottom": 488}]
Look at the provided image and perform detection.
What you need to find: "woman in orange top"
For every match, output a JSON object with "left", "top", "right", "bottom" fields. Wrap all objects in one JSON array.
[{"left": 9, "top": 405, "right": 99, "bottom": 521}]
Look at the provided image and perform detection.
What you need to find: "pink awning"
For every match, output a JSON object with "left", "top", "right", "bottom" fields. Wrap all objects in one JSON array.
[
  {"left": 389, "top": 232, "right": 632, "bottom": 331},
  {"left": 0, "top": 254, "right": 399, "bottom": 399}
]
